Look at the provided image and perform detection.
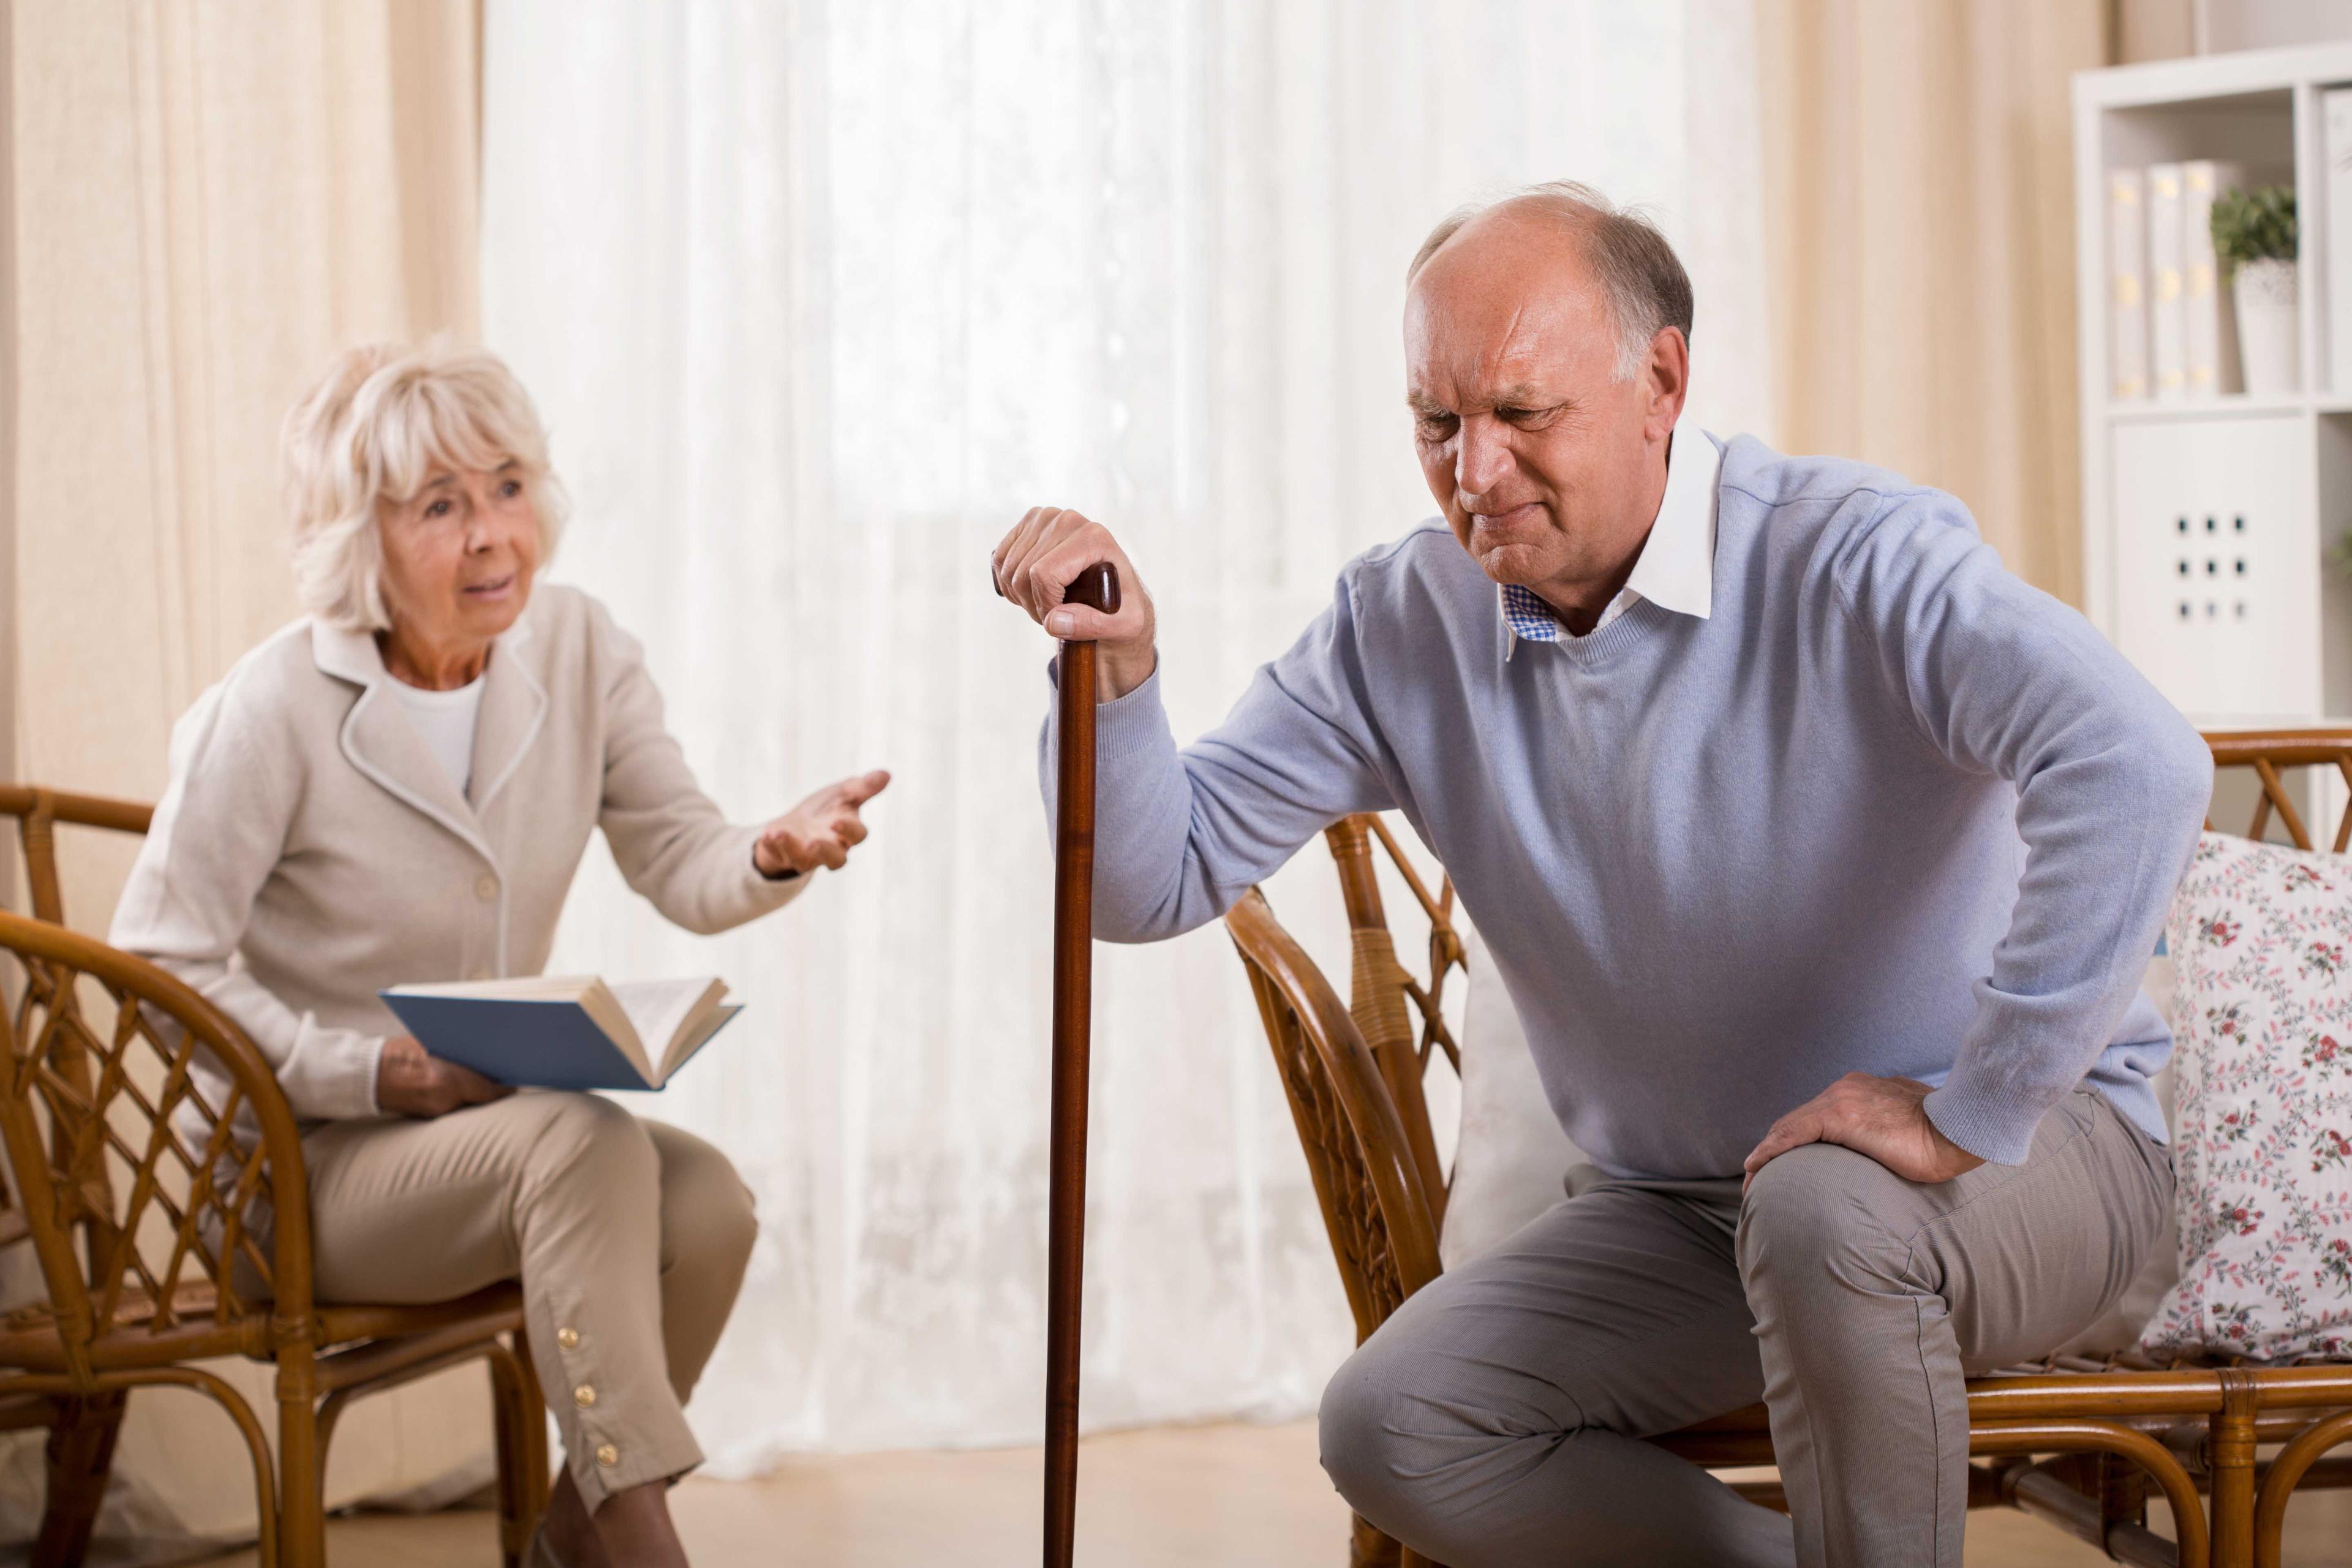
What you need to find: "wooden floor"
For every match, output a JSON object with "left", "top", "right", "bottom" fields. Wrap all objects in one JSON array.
[{"left": 185, "top": 1419, "right": 2352, "bottom": 1567}]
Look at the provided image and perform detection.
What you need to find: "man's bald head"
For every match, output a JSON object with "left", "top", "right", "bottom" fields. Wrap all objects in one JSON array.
[{"left": 1408, "top": 183, "right": 1693, "bottom": 381}]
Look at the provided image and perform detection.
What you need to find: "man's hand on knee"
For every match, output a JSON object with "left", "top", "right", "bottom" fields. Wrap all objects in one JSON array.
[{"left": 1741, "top": 1072, "right": 1983, "bottom": 1193}]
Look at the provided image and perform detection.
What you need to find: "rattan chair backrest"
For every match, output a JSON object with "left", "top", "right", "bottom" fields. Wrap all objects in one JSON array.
[
  {"left": 1321, "top": 815, "right": 1464, "bottom": 1226},
  {"left": 1226, "top": 888, "right": 1441, "bottom": 1343},
  {"left": 0, "top": 786, "right": 313, "bottom": 1374},
  {"left": 2207, "top": 730, "right": 2352, "bottom": 853}
]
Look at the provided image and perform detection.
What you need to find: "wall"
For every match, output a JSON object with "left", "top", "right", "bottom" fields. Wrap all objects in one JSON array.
[
  {"left": 1760, "top": 0, "right": 2108, "bottom": 602},
  {"left": 2202, "top": 0, "right": 2352, "bottom": 51},
  {"left": 4, "top": 0, "right": 480, "bottom": 927},
  {"left": 0, "top": 3, "right": 499, "bottom": 1545},
  {"left": 0, "top": 0, "right": 14, "bottom": 915}
]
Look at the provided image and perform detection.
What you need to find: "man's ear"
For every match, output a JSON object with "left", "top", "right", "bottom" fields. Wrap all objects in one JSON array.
[{"left": 1643, "top": 326, "right": 1691, "bottom": 441}]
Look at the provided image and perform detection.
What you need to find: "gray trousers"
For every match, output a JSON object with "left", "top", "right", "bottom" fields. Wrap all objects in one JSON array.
[{"left": 1318, "top": 1088, "right": 2174, "bottom": 1567}]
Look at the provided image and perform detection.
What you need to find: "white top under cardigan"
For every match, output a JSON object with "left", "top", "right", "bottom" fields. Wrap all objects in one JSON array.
[
  {"left": 110, "top": 583, "right": 809, "bottom": 1127},
  {"left": 389, "top": 674, "right": 485, "bottom": 793}
]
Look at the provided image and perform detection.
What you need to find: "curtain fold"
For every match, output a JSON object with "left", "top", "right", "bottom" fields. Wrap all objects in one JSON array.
[
  {"left": 0, "top": 1, "right": 15, "bottom": 918},
  {"left": 1757, "top": 0, "right": 2109, "bottom": 603},
  {"left": 1, "top": 2, "right": 487, "bottom": 1552},
  {"left": 483, "top": 0, "right": 1772, "bottom": 1460},
  {"left": 9, "top": 0, "right": 481, "bottom": 873}
]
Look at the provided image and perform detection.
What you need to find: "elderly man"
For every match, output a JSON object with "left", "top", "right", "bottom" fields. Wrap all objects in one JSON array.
[{"left": 990, "top": 182, "right": 2207, "bottom": 1566}]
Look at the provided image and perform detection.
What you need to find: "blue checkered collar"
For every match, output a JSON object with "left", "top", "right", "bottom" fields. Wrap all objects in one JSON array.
[{"left": 1496, "top": 429, "right": 1721, "bottom": 655}]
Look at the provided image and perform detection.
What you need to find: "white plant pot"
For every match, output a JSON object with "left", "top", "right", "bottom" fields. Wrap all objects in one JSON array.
[{"left": 2232, "top": 257, "right": 2301, "bottom": 396}]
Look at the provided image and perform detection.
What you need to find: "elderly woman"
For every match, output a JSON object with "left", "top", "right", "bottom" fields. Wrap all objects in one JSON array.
[{"left": 110, "top": 342, "right": 881, "bottom": 1568}]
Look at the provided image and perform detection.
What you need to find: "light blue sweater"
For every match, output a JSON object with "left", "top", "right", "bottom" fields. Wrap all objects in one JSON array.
[{"left": 1042, "top": 434, "right": 2212, "bottom": 1179}]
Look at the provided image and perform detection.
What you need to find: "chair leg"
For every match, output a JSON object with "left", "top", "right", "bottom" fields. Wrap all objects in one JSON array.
[
  {"left": 514, "top": 1325, "right": 551, "bottom": 1521},
  {"left": 489, "top": 1352, "right": 523, "bottom": 1568},
  {"left": 488, "top": 1333, "right": 551, "bottom": 1568},
  {"left": 32, "top": 1391, "right": 125, "bottom": 1568},
  {"left": 277, "top": 1346, "right": 326, "bottom": 1568},
  {"left": 2209, "top": 1372, "right": 2260, "bottom": 1568},
  {"left": 2097, "top": 1452, "right": 2151, "bottom": 1536},
  {"left": 1349, "top": 1512, "right": 1401, "bottom": 1567}
]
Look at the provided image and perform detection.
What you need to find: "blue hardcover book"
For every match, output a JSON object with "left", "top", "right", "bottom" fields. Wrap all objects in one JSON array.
[{"left": 380, "top": 975, "right": 742, "bottom": 1091}]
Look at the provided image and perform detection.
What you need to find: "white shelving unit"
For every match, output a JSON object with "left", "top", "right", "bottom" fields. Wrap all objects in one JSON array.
[{"left": 2075, "top": 42, "right": 2352, "bottom": 737}]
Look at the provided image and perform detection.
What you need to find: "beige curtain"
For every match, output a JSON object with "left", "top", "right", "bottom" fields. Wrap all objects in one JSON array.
[
  {"left": 1758, "top": 0, "right": 2113, "bottom": 603},
  {"left": 0, "top": 7, "right": 17, "bottom": 917},
  {"left": 7, "top": 0, "right": 479, "bottom": 922},
  {"left": 0, "top": 1, "right": 491, "bottom": 1551}
]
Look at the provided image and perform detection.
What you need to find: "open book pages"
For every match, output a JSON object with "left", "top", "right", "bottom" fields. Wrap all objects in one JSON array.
[{"left": 385, "top": 974, "right": 734, "bottom": 1087}]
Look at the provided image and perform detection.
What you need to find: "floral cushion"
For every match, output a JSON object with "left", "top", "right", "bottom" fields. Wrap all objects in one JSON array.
[{"left": 2139, "top": 831, "right": 2352, "bottom": 1362}]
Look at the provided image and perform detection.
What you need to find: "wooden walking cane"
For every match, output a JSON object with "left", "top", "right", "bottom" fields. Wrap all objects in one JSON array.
[{"left": 1045, "top": 560, "right": 1120, "bottom": 1568}]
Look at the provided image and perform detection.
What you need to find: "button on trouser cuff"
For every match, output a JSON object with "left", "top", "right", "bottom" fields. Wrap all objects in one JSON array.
[
  {"left": 564, "top": 1420, "right": 703, "bottom": 1515},
  {"left": 529, "top": 1289, "right": 705, "bottom": 1515}
]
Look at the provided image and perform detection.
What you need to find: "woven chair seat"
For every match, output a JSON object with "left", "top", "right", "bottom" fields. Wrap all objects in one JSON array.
[
  {"left": 0, "top": 1281, "right": 252, "bottom": 1371},
  {"left": 0, "top": 1280, "right": 528, "bottom": 1376},
  {"left": 4, "top": 1278, "right": 219, "bottom": 1335}
]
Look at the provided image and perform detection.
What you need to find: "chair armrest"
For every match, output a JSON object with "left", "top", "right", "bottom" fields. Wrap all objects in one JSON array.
[
  {"left": 0, "top": 910, "right": 317, "bottom": 1328},
  {"left": 1225, "top": 888, "right": 1442, "bottom": 1318}
]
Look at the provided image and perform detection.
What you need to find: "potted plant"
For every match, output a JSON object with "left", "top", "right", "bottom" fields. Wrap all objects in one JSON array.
[{"left": 2212, "top": 184, "right": 2300, "bottom": 395}]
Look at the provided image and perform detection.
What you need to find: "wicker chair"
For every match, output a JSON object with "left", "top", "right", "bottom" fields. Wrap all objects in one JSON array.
[
  {"left": 0, "top": 1167, "right": 96, "bottom": 1565},
  {"left": 0, "top": 784, "right": 551, "bottom": 1568},
  {"left": 1228, "top": 728, "right": 2352, "bottom": 1568}
]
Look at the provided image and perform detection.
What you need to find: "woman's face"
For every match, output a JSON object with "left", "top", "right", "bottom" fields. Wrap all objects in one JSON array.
[{"left": 378, "top": 461, "right": 540, "bottom": 652}]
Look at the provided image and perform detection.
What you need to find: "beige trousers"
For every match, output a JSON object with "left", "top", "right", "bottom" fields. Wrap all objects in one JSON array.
[
  {"left": 300, "top": 1092, "right": 757, "bottom": 1511},
  {"left": 1319, "top": 1088, "right": 2174, "bottom": 1567}
]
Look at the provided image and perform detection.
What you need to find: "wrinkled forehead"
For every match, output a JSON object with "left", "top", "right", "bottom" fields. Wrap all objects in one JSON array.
[
  {"left": 412, "top": 456, "right": 521, "bottom": 491},
  {"left": 1403, "top": 247, "right": 1615, "bottom": 405},
  {"left": 372, "top": 383, "right": 530, "bottom": 505}
]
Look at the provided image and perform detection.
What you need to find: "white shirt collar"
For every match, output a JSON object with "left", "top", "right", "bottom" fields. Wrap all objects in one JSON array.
[
  {"left": 1621, "top": 428, "right": 1719, "bottom": 620},
  {"left": 1496, "top": 428, "right": 1721, "bottom": 648}
]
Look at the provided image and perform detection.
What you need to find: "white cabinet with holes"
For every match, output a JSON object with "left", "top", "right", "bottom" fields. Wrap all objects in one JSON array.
[
  {"left": 2111, "top": 415, "right": 2318, "bottom": 718},
  {"left": 2076, "top": 43, "right": 2352, "bottom": 732}
]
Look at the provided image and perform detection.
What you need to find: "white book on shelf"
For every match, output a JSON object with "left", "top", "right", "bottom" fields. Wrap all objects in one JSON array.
[
  {"left": 2109, "top": 167, "right": 2150, "bottom": 402},
  {"left": 2181, "top": 159, "right": 2244, "bottom": 398},
  {"left": 2329, "top": 87, "right": 2352, "bottom": 393},
  {"left": 2147, "top": 163, "right": 2188, "bottom": 401}
]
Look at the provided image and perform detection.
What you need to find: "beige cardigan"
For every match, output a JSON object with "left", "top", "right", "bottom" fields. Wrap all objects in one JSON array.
[{"left": 110, "top": 583, "right": 807, "bottom": 1122}]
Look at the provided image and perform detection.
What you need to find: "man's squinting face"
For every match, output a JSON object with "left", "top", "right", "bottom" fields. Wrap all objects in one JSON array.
[{"left": 1405, "top": 213, "right": 1681, "bottom": 602}]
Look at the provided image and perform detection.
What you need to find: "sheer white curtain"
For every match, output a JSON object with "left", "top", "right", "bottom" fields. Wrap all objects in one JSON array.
[{"left": 481, "top": 0, "right": 1770, "bottom": 1464}]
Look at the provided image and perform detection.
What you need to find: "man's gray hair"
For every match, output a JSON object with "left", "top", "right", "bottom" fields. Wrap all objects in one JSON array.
[{"left": 1409, "top": 181, "right": 1694, "bottom": 381}]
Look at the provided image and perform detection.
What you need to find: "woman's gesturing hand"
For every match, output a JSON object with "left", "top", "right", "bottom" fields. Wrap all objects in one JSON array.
[
  {"left": 990, "top": 505, "right": 1158, "bottom": 700},
  {"left": 377, "top": 1035, "right": 512, "bottom": 1118},
  {"left": 755, "top": 770, "right": 892, "bottom": 877}
]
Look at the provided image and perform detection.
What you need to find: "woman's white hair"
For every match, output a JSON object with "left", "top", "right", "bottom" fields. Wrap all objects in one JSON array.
[{"left": 282, "top": 341, "right": 568, "bottom": 633}]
